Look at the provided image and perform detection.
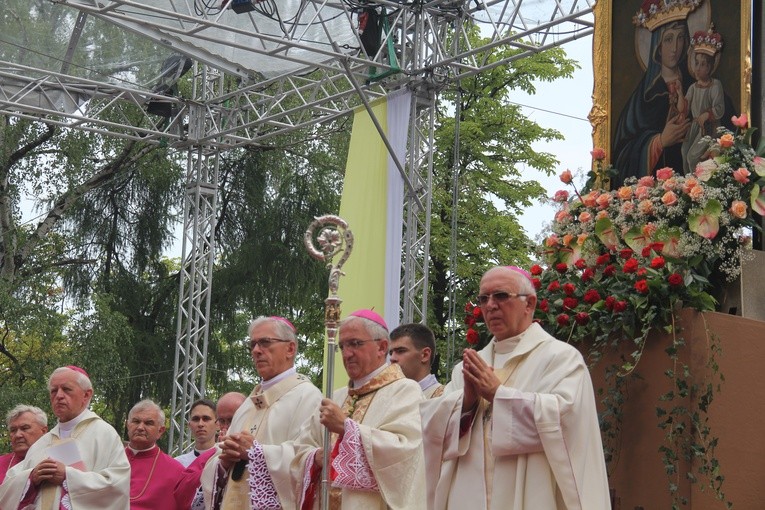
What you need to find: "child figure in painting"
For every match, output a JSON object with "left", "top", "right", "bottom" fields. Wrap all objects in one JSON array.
[{"left": 682, "top": 25, "right": 725, "bottom": 175}]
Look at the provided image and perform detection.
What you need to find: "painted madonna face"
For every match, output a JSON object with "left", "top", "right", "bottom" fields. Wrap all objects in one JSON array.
[{"left": 658, "top": 24, "right": 687, "bottom": 70}]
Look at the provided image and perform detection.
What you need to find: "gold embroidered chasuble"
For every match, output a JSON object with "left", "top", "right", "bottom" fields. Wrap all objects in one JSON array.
[
  {"left": 294, "top": 363, "right": 427, "bottom": 510},
  {"left": 203, "top": 372, "right": 322, "bottom": 509}
]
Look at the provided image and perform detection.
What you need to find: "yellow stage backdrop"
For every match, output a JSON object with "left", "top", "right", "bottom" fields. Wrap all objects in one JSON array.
[{"left": 323, "top": 90, "right": 411, "bottom": 392}]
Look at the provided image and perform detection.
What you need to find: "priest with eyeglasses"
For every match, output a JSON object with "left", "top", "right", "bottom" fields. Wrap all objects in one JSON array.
[{"left": 420, "top": 266, "right": 610, "bottom": 510}]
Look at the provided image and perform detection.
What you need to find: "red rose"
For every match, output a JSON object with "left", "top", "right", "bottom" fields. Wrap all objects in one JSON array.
[
  {"left": 464, "top": 301, "right": 474, "bottom": 313},
  {"left": 637, "top": 268, "right": 647, "bottom": 277},
  {"left": 613, "top": 300, "right": 628, "bottom": 313},
  {"left": 596, "top": 253, "right": 611, "bottom": 266},
  {"left": 575, "top": 312, "right": 590, "bottom": 325},
  {"left": 563, "top": 283, "right": 576, "bottom": 296},
  {"left": 623, "top": 258, "right": 639, "bottom": 273},
  {"left": 641, "top": 246, "right": 652, "bottom": 257},
  {"left": 530, "top": 264, "right": 543, "bottom": 275},
  {"left": 574, "top": 259, "right": 587, "bottom": 270},
  {"left": 562, "top": 297, "right": 579, "bottom": 310},
  {"left": 650, "top": 242, "right": 665, "bottom": 253},
  {"left": 668, "top": 273, "right": 683, "bottom": 287},
  {"left": 604, "top": 295, "right": 616, "bottom": 310},
  {"left": 547, "top": 281, "right": 561, "bottom": 292},
  {"left": 466, "top": 328, "right": 479, "bottom": 345},
  {"left": 650, "top": 256, "right": 665, "bottom": 269},
  {"left": 465, "top": 315, "right": 476, "bottom": 326},
  {"left": 555, "top": 263, "right": 568, "bottom": 273},
  {"left": 603, "top": 265, "right": 616, "bottom": 277},
  {"left": 581, "top": 268, "right": 595, "bottom": 282},
  {"left": 635, "top": 279, "right": 649, "bottom": 294},
  {"left": 619, "top": 248, "right": 634, "bottom": 259},
  {"left": 531, "top": 277, "right": 541, "bottom": 289},
  {"left": 556, "top": 314, "right": 570, "bottom": 326},
  {"left": 473, "top": 307, "right": 483, "bottom": 319},
  {"left": 540, "top": 298, "right": 549, "bottom": 312},
  {"left": 584, "top": 289, "right": 601, "bottom": 304}
]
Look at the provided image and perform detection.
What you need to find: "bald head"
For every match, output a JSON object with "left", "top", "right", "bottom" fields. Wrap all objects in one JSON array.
[{"left": 216, "top": 392, "right": 246, "bottom": 436}]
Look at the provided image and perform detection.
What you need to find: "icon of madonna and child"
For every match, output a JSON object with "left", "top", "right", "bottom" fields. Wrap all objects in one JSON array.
[{"left": 611, "top": 0, "right": 738, "bottom": 188}]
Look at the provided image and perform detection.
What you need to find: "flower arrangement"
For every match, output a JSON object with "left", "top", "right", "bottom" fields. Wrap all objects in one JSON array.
[{"left": 529, "top": 115, "right": 763, "bottom": 507}]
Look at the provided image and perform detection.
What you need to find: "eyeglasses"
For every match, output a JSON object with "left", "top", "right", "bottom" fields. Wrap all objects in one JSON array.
[
  {"left": 249, "top": 337, "right": 291, "bottom": 350},
  {"left": 337, "top": 338, "right": 380, "bottom": 351},
  {"left": 476, "top": 291, "right": 528, "bottom": 306}
]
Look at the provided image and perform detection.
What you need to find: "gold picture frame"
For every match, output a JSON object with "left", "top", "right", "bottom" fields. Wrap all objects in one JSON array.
[{"left": 589, "top": 0, "right": 752, "bottom": 185}]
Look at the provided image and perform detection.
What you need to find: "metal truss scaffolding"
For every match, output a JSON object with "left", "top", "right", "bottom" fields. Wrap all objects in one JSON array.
[{"left": 1, "top": 0, "right": 594, "bottom": 451}]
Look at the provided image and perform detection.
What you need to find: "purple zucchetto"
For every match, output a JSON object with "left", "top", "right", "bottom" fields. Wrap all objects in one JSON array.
[
  {"left": 268, "top": 316, "right": 296, "bottom": 332},
  {"left": 349, "top": 309, "right": 388, "bottom": 331}
]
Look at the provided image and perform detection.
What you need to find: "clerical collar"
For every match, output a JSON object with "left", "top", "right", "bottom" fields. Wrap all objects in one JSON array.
[
  {"left": 260, "top": 366, "right": 297, "bottom": 392},
  {"left": 350, "top": 363, "right": 388, "bottom": 389},
  {"left": 58, "top": 408, "right": 89, "bottom": 438},
  {"left": 418, "top": 374, "right": 439, "bottom": 392},
  {"left": 128, "top": 444, "right": 158, "bottom": 455}
]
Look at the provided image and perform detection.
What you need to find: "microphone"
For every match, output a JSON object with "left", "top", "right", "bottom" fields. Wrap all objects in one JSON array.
[{"left": 231, "top": 460, "right": 247, "bottom": 481}]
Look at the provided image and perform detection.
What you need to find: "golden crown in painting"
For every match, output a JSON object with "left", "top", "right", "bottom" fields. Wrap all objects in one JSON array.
[
  {"left": 633, "top": 0, "right": 702, "bottom": 32},
  {"left": 691, "top": 24, "right": 723, "bottom": 56}
]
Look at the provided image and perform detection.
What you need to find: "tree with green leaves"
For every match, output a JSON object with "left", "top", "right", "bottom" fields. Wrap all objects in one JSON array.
[{"left": 428, "top": 25, "right": 578, "bottom": 372}]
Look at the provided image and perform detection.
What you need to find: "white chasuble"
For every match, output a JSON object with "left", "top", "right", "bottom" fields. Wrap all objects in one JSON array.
[
  {"left": 0, "top": 409, "right": 130, "bottom": 510},
  {"left": 203, "top": 372, "right": 322, "bottom": 510},
  {"left": 420, "top": 323, "right": 610, "bottom": 510},
  {"left": 278, "top": 363, "right": 426, "bottom": 510}
]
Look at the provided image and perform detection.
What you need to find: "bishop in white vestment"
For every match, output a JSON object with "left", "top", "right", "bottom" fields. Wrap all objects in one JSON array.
[
  {"left": 0, "top": 366, "right": 130, "bottom": 510},
  {"left": 420, "top": 266, "right": 610, "bottom": 510}
]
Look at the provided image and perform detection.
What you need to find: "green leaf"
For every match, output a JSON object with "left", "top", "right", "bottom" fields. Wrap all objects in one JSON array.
[{"left": 688, "top": 200, "right": 722, "bottom": 239}]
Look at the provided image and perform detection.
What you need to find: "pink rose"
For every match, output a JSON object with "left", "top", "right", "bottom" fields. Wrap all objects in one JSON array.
[
  {"left": 656, "top": 167, "right": 674, "bottom": 180},
  {"left": 560, "top": 169, "right": 573, "bottom": 184},
  {"left": 590, "top": 147, "right": 606, "bottom": 161},
  {"left": 620, "top": 201, "right": 635, "bottom": 215},
  {"left": 662, "top": 178, "right": 677, "bottom": 191},
  {"left": 661, "top": 190, "right": 678, "bottom": 206},
  {"left": 730, "top": 200, "right": 748, "bottom": 219},
  {"left": 634, "top": 185, "right": 651, "bottom": 200},
  {"left": 733, "top": 167, "right": 751, "bottom": 184},
  {"left": 596, "top": 210, "right": 609, "bottom": 220},
  {"left": 578, "top": 211, "right": 593, "bottom": 223},
  {"left": 553, "top": 190, "right": 569, "bottom": 202},
  {"left": 731, "top": 114, "right": 748, "bottom": 128},
  {"left": 638, "top": 176, "right": 655, "bottom": 187}
]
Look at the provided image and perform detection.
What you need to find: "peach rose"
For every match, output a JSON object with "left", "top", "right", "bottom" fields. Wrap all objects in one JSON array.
[
  {"left": 620, "top": 201, "right": 635, "bottom": 215},
  {"left": 718, "top": 133, "right": 735, "bottom": 148},
  {"left": 578, "top": 211, "right": 593, "bottom": 223},
  {"left": 617, "top": 186, "right": 633, "bottom": 200},
  {"left": 682, "top": 176, "right": 699, "bottom": 194},
  {"left": 596, "top": 210, "right": 609, "bottom": 220},
  {"left": 577, "top": 233, "right": 589, "bottom": 245},
  {"left": 560, "top": 169, "right": 573, "bottom": 184},
  {"left": 583, "top": 191, "right": 599, "bottom": 208},
  {"left": 689, "top": 185, "right": 705, "bottom": 201},
  {"left": 555, "top": 210, "right": 571, "bottom": 223},
  {"left": 596, "top": 193, "right": 612, "bottom": 209},
  {"left": 545, "top": 234, "right": 559, "bottom": 247},
  {"left": 638, "top": 199, "right": 654, "bottom": 215},
  {"left": 553, "top": 190, "right": 569, "bottom": 202},
  {"left": 730, "top": 200, "right": 748, "bottom": 219},
  {"left": 563, "top": 233, "right": 575, "bottom": 246},
  {"left": 590, "top": 147, "right": 606, "bottom": 161},
  {"left": 661, "top": 190, "right": 678, "bottom": 206},
  {"left": 642, "top": 223, "right": 657, "bottom": 237}
]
